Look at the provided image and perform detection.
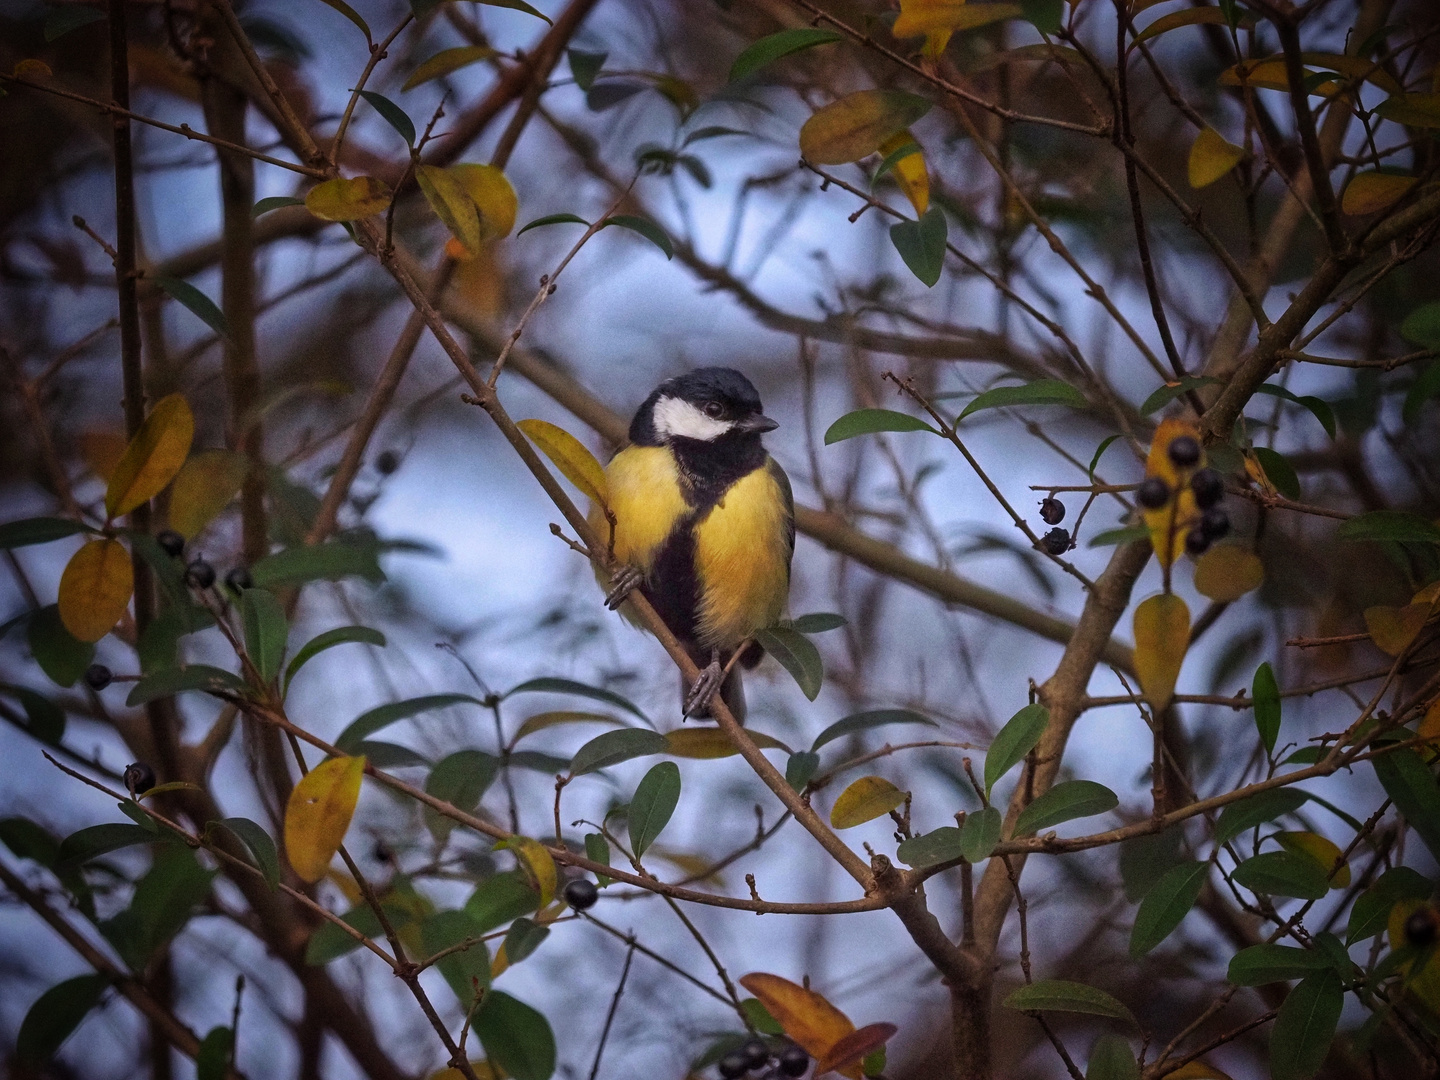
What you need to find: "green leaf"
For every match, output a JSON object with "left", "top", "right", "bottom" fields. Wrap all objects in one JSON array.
[
  {"left": 1270, "top": 970, "right": 1343, "bottom": 1080},
  {"left": 754, "top": 626, "right": 823, "bottom": 700},
  {"left": 473, "top": 991, "right": 556, "bottom": 1080},
  {"left": 1403, "top": 363, "right": 1440, "bottom": 426},
  {"left": 1401, "top": 301, "right": 1440, "bottom": 348},
  {"left": 196, "top": 1026, "right": 233, "bottom": 1080},
  {"left": 959, "top": 805, "right": 1002, "bottom": 862},
  {"left": 240, "top": 588, "right": 287, "bottom": 686},
  {"left": 1119, "top": 827, "right": 1185, "bottom": 902},
  {"left": 1372, "top": 749, "right": 1440, "bottom": 865},
  {"left": 284, "top": 625, "right": 385, "bottom": 693},
  {"left": 984, "top": 703, "right": 1049, "bottom": 797},
  {"left": 1088, "top": 525, "right": 1152, "bottom": 547},
  {"left": 823, "top": 408, "right": 937, "bottom": 444},
  {"left": 468, "top": 0, "right": 551, "bottom": 23},
  {"left": 126, "top": 664, "right": 247, "bottom": 706},
  {"left": 1254, "top": 384, "right": 1336, "bottom": 439},
  {"left": 567, "top": 49, "right": 607, "bottom": 92},
  {"left": 889, "top": 205, "right": 948, "bottom": 287},
  {"left": 153, "top": 276, "right": 230, "bottom": 340},
  {"left": 1253, "top": 662, "right": 1281, "bottom": 755},
  {"left": 507, "top": 750, "right": 571, "bottom": 773},
  {"left": 102, "top": 845, "right": 215, "bottom": 968},
  {"left": 1086, "top": 1034, "right": 1139, "bottom": 1080},
  {"left": 354, "top": 740, "right": 428, "bottom": 769},
  {"left": 215, "top": 817, "right": 280, "bottom": 889},
  {"left": 872, "top": 140, "right": 921, "bottom": 186},
  {"left": 252, "top": 195, "right": 305, "bottom": 217},
  {"left": 357, "top": 90, "right": 415, "bottom": 146},
  {"left": 584, "top": 832, "right": 612, "bottom": 886},
  {"left": 16, "top": 974, "right": 109, "bottom": 1062},
  {"left": 1232, "top": 851, "right": 1330, "bottom": 899},
  {"left": 603, "top": 215, "right": 673, "bottom": 259},
  {"left": 789, "top": 612, "right": 846, "bottom": 633},
  {"left": 502, "top": 916, "right": 550, "bottom": 964},
  {"left": 568, "top": 728, "right": 669, "bottom": 776},
  {"left": 422, "top": 908, "right": 489, "bottom": 1006},
  {"left": 811, "top": 708, "right": 936, "bottom": 751},
  {"left": 0, "top": 817, "right": 60, "bottom": 866},
  {"left": 1003, "top": 979, "right": 1135, "bottom": 1025},
  {"left": 1227, "top": 943, "right": 1333, "bottom": 986},
  {"left": 1022, "top": 0, "right": 1064, "bottom": 34},
  {"left": 1, "top": 683, "right": 66, "bottom": 745},
  {"left": 336, "top": 693, "right": 483, "bottom": 753},
  {"left": 629, "top": 761, "right": 681, "bottom": 858},
  {"left": 306, "top": 900, "right": 404, "bottom": 964},
  {"left": 1129, "top": 860, "right": 1207, "bottom": 957},
  {"left": 56, "top": 822, "right": 160, "bottom": 868},
  {"left": 1213, "top": 788, "right": 1309, "bottom": 846},
  {"left": 1139, "top": 375, "right": 1222, "bottom": 415},
  {"left": 44, "top": 5, "right": 107, "bottom": 41},
  {"left": 1347, "top": 867, "right": 1432, "bottom": 944},
  {"left": 118, "top": 800, "right": 159, "bottom": 832},
  {"left": 504, "top": 676, "right": 650, "bottom": 724},
  {"left": 402, "top": 45, "right": 498, "bottom": 91},
  {"left": 1088, "top": 434, "right": 1121, "bottom": 481},
  {"left": 959, "top": 379, "right": 1087, "bottom": 422},
  {"left": 250, "top": 538, "right": 385, "bottom": 587},
  {"left": 1338, "top": 511, "right": 1440, "bottom": 546},
  {"left": 1253, "top": 447, "right": 1301, "bottom": 500},
  {"left": 897, "top": 826, "right": 964, "bottom": 869},
  {"left": 314, "top": 0, "right": 370, "bottom": 39},
  {"left": 517, "top": 212, "right": 591, "bottom": 236},
  {"left": 728, "top": 28, "right": 843, "bottom": 82},
  {"left": 27, "top": 605, "right": 94, "bottom": 688},
  {"left": 786, "top": 750, "right": 820, "bottom": 791},
  {"left": 0, "top": 517, "right": 91, "bottom": 548},
  {"left": 1014, "top": 780, "right": 1118, "bottom": 836}
]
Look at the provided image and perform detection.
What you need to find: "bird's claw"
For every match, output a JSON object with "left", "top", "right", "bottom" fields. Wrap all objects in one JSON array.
[
  {"left": 604, "top": 566, "right": 644, "bottom": 611},
  {"left": 683, "top": 659, "right": 724, "bottom": 720}
]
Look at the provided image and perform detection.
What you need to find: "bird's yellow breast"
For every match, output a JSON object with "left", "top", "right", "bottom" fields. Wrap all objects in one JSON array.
[
  {"left": 692, "top": 465, "right": 790, "bottom": 648},
  {"left": 593, "top": 445, "right": 689, "bottom": 572}
]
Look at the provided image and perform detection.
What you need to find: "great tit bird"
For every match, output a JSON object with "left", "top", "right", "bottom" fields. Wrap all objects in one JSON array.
[{"left": 594, "top": 368, "right": 793, "bottom": 720}]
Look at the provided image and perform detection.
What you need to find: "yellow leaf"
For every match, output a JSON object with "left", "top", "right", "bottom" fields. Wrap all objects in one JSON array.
[
  {"left": 1274, "top": 831, "right": 1350, "bottom": 889},
  {"left": 79, "top": 429, "right": 129, "bottom": 482},
  {"left": 878, "top": 131, "right": 929, "bottom": 216},
  {"left": 504, "top": 835, "right": 556, "bottom": 907},
  {"left": 305, "top": 176, "right": 392, "bottom": 222},
  {"left": 401, "top": 45, "right": 498, "bottom": 92},
  {"left": 1142, "top": 419, "right": 1204, "bottom": 569},
  {"left": 1377, "top": 92, "right": 1440, "bottom": 129},
  {"left": 739, "top": 973, "right": 858, "bottom": 1076},
  {"left": 1414, "top": 581, "right": 1440, "bottom": 606},
  {"left": 450, "top": 163, "right": 518, "bottom": 239},
  {"left": 1364, "top": 603, "right": 1428, "bottom": 656},
  {"left": 167, "top": 449, "right": 249, "bottom": 539},
  {"left": 13, "top": 59, "right": 52, "bottom": 80},
  {"left": 1134, "top": 9, "right": 1254, "bottom": 46},
  {"left": 417, "top": 164, "right": 483, "bottom": 256},
  {"left": 1218, "top": 59, "right": 1342, "bottom": 98},
  {"left": 516, "top": 419, "right": 609, "bottom": 506},
  {"left": 1187, "top": 127, "right": 1245, "bottom": 189},
  {"left": 1165, "top": 1063, "right": 1236, "bottom": 1080},
  {"left": 664, "top": 726, "right": 791, "bottom": 758},
  {"left": 1192, "top": 545, "right": 1263, "bottom": 602},
  {"left": 1387, "top": 900, "right": 1440, "bottom": 1011},
  {"left": 428, "top": 1063, "right": 503, "bottom": 1080},
  {"left": 450, "top": 240, "right": 508, "bottom": 317},
  {"left": 829, "top": 775, "right": 907, "bottom": 829},
  {"left": 1341, "top": 171, "right": 1417, "bottom": 216},
  {"left": 893, "top": 0, "right": 1022, "bottom": 57},
  {"left": 1133, "top": 593, "right": 1189, "bottom": 710},
  {"left": 284, "top": 755, "right": 366, "bottom": 884},
  {"left": 58, "top": 538, "right": 134, "bottom": 642},
  {"left": 799, "top": 90, "right": 932, "bottom": 166},
  {"left": 1421, "top": 698, "right": 1440, "bottom": 754},
  {"left": 512, "top": 711, "right": 624, "bottom": 744},
  {"left": 105, "top": 393, "right": 195, "bottom": 519},
  {"left": 1302, "top": 52, "right": 1403, "bottom": 96}
]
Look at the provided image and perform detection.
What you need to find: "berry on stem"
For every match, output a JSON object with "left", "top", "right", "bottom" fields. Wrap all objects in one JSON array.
[
  {"left": 376, "top": 450, "right": 400, "bottom": 475},
  {"left": 1190, "top": 468, "right": 1224, "bottom": 509},
  {"left": 563, "top": 878, "right": 598, "bottom": 911},
  {"left": 156, "top": 530, "right": 185, "bottom": 558},
  {"left": 1406, "top": 907, "right": 1438, "bottom": 948},
  {"left": 225, "top": 566, "right": 253, "bottom": 592},
  {"left": 1201, "top": 507, "right": 1230, "bottom": 540},
  {"left": 1041, "top": 528, "right": 1070, "bottom": 555},
  {"left": 185, "top": 559, "right": 216, "bottom": 589},
  {"left": 124, "top": 761, "right": 156, "bottom": 797},
  {"left": 1184, "top": 529, "right": 1211, "bottom": 557},
  {"left": 741, "top": 1038, "right": 771, "bottom": 1069},
  {"left": 84, "top": 663, "right": 112, "bottom": 691},
  {"left": 1038, "top": 497, "right": 1065, "bottom": 525},
  {"left": 1167, "top": 435, "right": 1201, "bottom": 468},
  {"left": 778, "top": 1044, "right": 810, "bottom": 1076},
  {"left": 718, "top": 1051, "right": 749, "bottom": 1079},
  {"left": 1136, "top": 477, "right": 1170, "bottom": 510}
]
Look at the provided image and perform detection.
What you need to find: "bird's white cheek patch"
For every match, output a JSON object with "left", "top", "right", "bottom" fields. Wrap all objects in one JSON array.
[{"left": 652, "top": 396, "right": 734, "bottom": 442}]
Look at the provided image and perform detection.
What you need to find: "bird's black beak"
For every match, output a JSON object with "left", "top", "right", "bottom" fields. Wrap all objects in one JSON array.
[{"left": 735, "top": 413, "right": 779, "bottom": 434}]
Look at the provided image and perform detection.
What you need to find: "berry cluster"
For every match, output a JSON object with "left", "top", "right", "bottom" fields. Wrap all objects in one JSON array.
[
  {"left": 1136, "top": 437, "right": 1230, "bottom": 557},
  {"left": 717, "top": 1038, "right": 810, "bottom": 1079},
  {"left": 1035, "top": 496, "right": 1071, "bottom": 555},
  {"left": 156, "top": 529, "right": 252, "bottom": 594}
]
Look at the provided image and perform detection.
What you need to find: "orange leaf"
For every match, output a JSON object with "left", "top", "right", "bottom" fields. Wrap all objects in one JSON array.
[
  {"left": 105, "top": 393, "right": 195, "bottom": 519},
  {"left": 739, "top": 973, "right": 855, "bottom": 1066},
  {"left": 167, "top": 449, "right": 249, "bottom": 538},
  {"left": 1363, "top": 603, "right": 1428, "bottom": 656},
  {"left": 1340, "top": 171, "right": 1417, "bottom": 216},
  {"left": 1133, "top": 593, "right": 1189, "bottom": 710},
  {"left": 1192, "top": 545, "right": 1263, "bottom": 602},
  {"left": 1141, "top": 419, "right": 1203, "bottom": 569},
  {"left": 815, "top": 1022, "right": 898, "bottom": 1075},
  {"left": 284, "top": 755, "right": 366, "bottom": 883},
  {"left": 58, "top": 538, "right": 134, "bottom": 642}
]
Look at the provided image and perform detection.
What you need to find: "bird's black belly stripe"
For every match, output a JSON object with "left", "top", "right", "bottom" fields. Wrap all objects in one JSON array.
[{"left": 644, "top": 519, "right": 701, "bottom": 646}]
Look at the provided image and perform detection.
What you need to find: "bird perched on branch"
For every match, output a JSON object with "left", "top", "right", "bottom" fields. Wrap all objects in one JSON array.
[{"left": 594, "top": 367, "right": 793, "bottom": 720}]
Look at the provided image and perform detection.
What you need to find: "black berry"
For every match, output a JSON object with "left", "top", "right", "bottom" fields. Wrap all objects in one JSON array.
[
  {"left": 84, "top": 663, "right": 112, "bottom": 691},
  {"left": 1167, "top": 435, "right": 1202, "bottom": 468},
  {"left": 124, "top": 761, "right": 156, "bottom": 797},
  {"left": 156, "top": 530, "right": 185, "bottom": 558},
  {"left": 1190, "top": 468, "right": 1224, "bottom": 509},
  {"left": 225, "top": 566, "right": 253, "bottom": 592},
  {"left": 564, "top": 878, "right": 598, "bottom": 911},
  {"left": 185, "top": 559, "right": 216, "bottom": 589},
  {"left": 718, "top": 1051, "right": 749, "bottom": 1079},
  {"left": 1041, "top": 528, "right": 1070, "bottom": 556},
  {"left": 1201, "top": 507, "right": 1230, "bottom": 540},
  {"left": 741, "top": 1038, "right": 771, "bottom": 1069},
  {"left": 1184, "top": 528, "right": 1211, "bottom": 557},
  {"left": 1136, "top": 476, "right": 1171, "bottom": 510},
  {"left": 376, "top": 450, "right": 400, "bottom": 475},
  {"left": 1039, "top": 497, "right": 1066, "bottom": 525},
  {"left": 1406, "top": 907, "right": 1438, "bottom": 948},
  {"left": 778, "top": 1044, "right": 810, "bottom": 1077}
]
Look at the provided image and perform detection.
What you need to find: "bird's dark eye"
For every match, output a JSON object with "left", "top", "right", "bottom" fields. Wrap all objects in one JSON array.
[{"left": 702, "top": 401, "right": 724, "bottom": 419}]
